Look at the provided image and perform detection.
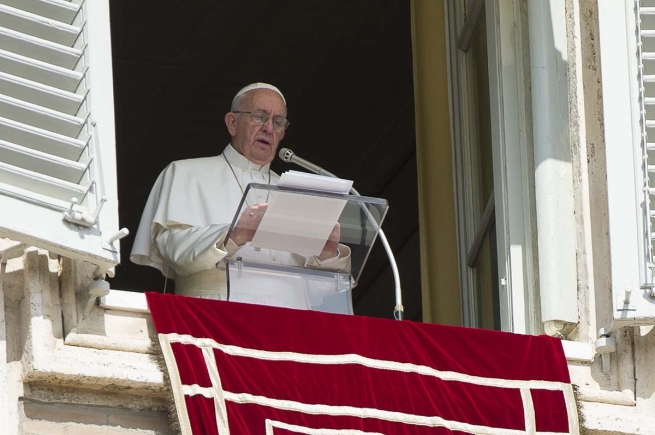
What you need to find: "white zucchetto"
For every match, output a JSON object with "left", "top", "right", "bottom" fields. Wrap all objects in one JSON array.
[{"left": 232, "top": 82, "right": 286, "bottom": 105}]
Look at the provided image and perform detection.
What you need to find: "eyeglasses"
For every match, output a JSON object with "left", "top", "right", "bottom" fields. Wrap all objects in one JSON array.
[{"left": 232, "top": 110, "right": 290, "bottom": 132}]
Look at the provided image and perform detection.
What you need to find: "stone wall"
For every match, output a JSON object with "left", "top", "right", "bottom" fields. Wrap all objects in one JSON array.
[
  {"left": 562, "top": 1, "right": 655, "bottom": 433},
  {"left": 0, "top": 240, "right": 172, "bottom": 435}
]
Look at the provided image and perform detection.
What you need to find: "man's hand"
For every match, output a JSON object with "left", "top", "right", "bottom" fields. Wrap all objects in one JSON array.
[
  {"left": 318, "top": 222, "right": 341, "bottom": 261},
  {"left": 229, "top": 203, "right": 268, "bottom": 246}
]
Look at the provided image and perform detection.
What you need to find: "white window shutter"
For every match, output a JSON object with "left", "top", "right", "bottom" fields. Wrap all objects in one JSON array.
[
  {"left": 0, "top": 0, "right": 120, "bottom": 274},
  {"left": 597, "top": 0, "right": 655, "bottom": 328}
]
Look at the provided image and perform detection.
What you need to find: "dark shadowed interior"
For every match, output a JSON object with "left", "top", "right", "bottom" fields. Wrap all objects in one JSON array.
[{"left": 107, "top": 0, "right": 422, "bottom": 321}]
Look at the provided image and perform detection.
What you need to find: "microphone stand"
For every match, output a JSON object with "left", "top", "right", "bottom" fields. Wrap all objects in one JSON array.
[{"left": 281, "top": 150, "right": 404, "bottom": 320}]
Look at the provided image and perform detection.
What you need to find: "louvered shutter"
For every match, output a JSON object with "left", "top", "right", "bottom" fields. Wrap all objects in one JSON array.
[
  {"left": 597, "top": 0, "right": 655, "bottom": 329},
  {"left": 0, "top": 0, "right": 120, "bottom": 274}
]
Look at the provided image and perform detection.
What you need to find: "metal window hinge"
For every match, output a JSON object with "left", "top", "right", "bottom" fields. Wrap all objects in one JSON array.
[{"left": 63, "top": 196, "right": 106, "bottom": 227}]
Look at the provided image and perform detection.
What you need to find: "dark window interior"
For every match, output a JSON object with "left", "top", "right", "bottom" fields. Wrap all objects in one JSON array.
[{"left": 107, "top": 0, "right": 422, "bottom": 321}]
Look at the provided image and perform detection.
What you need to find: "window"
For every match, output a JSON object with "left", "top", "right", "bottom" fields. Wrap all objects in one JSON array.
[{"left": 447, "top": 0, "right": 538, "bottom": 333}]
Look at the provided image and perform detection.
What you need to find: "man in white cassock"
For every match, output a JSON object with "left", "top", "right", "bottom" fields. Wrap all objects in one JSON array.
[{"left": 130, "top": 83, "right": 350, "bottom": 309}]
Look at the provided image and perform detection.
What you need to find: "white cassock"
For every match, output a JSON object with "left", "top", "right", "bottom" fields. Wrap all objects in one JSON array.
[{"left": 130, "top": 144, "right": 351, "bottom": 310}]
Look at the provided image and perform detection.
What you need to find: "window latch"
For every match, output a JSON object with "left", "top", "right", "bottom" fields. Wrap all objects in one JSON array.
[{"left": 63, "top": 196, "right": 107, "bottom": 227}]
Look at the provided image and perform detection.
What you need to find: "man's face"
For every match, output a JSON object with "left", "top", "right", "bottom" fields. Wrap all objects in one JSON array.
[{"left": 225, "top": 89, "right": 287, "bottom": 166}]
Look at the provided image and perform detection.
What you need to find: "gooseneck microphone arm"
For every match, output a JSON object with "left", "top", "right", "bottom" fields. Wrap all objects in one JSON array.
[
  {"left": 278, "top": 148, "right": 404, "bottom": 320},
  {"left": 278, "top": 148, "right": 336, "bottom": 177}
]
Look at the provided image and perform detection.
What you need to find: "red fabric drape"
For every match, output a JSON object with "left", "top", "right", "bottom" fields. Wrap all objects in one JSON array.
[{"left": 147, "top": 292, "right": 577, "bottom": 434}]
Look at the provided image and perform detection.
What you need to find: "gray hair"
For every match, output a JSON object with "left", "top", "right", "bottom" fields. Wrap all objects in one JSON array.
[
  {"left": 231, "top": 92, "right": 249, "bottom": 112},
  {"left": 230, "top": 90, "right": 288, "bottom": 117}
]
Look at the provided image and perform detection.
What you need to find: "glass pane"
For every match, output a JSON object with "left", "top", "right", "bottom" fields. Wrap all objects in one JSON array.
[
  {"left": 470, "top": 5, "right": 494, "bottom": 216},
  {"left": 468, "top": 4, "right": 500, "bottom": 330},
  {"left": 474, "top": 221, "right": 500, "bottom": 330}
]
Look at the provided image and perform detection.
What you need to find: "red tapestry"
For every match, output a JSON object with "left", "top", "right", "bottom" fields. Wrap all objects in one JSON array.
[{"left": 146, "top": 292, "right": 578, "bottom": 435}]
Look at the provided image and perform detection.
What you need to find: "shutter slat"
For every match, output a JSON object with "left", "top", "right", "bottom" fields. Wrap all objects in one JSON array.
[
  {"left": 0, "top": 93, "right": 86, "bottom": 137},
  {"left": 0, "top": 70, "right": 86, "bottom": 115},
  {"left": 0, "top": 4, "right": 81, "bottom": 46},
  {"left": 0, "top": 26, "right": 83, "bottom": 69},
  {"left": 0, "top": 160, "right": 88, "bottom": 202},
  {"left": 0, "top": 0, "right": 80, "bottom": 25},
  {"left": 0, "top": 138, "right": 88, "bottom": 183},
  {"left": 0, "top": 48, "right": 84, "bottom": 91},
  {"left": 0, "top": 116, "right": 86, "bottom": 161}
]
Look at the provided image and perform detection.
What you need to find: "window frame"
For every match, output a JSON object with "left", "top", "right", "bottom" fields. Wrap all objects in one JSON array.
[{"left": 446, "top": 0, "right": 539, "bottom": 333}]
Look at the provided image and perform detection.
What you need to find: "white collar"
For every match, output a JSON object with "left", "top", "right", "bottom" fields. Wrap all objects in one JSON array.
[{"left": 222, "top": 144, "right": 271, "bottom": 172}]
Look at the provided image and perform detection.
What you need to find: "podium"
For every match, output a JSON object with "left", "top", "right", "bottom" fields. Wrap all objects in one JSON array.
[{"left": 225, "top": 183, "right": 388, "bottom": 315}]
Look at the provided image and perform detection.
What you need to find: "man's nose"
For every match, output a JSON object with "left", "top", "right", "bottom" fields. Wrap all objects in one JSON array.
[{"left": 261, "top": 117, "right": 274, "bottom": 133}]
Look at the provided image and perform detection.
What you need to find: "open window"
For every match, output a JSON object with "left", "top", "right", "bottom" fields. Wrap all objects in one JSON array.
[{"left": 0, "top": 1, "right": 421, "bottom": 320}]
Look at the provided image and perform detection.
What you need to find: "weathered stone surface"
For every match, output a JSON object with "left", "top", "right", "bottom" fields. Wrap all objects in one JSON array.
[{"left": 1, "top": 245, "right": 172, "bottom": 435}]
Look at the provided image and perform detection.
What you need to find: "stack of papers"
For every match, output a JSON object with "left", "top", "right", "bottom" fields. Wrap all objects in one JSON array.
[{"left": 277, "top": 170, "right": 353, "bottom": 194}]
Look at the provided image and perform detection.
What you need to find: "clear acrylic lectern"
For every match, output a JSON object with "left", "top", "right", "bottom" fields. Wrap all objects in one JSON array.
[{"left": 225, "top": 183, "right": 388, "bottom": 315}]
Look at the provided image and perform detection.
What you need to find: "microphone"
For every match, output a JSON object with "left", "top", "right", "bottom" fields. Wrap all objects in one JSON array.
[{"left": 278, "top": 148, "right": 336, "bottom": 178}]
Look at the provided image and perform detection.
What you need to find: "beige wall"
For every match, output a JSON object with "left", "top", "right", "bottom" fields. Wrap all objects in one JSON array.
[{"left": 410, "top": 0, "right": 461, "bottom": 326}]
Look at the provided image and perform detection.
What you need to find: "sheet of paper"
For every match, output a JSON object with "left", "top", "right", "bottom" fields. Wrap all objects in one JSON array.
[
  {"left": 251, "top": 192, "right": 347, "bottom": 257},
  {"left": 278, "top": 170, "right": 353, "bottom": 194}
]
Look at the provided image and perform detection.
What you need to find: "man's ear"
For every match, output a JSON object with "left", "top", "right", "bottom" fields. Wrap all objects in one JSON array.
[{"left": 225, "top": 112, "right": 237, "bottom": 136}]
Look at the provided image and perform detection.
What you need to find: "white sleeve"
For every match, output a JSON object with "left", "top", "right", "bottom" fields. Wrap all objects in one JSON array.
[
  {"left": 154, "top": 224, "right": 231, "bottom": 276},
  {"left": 305, "top": 244, "right": 352, "bottom": 271}
]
